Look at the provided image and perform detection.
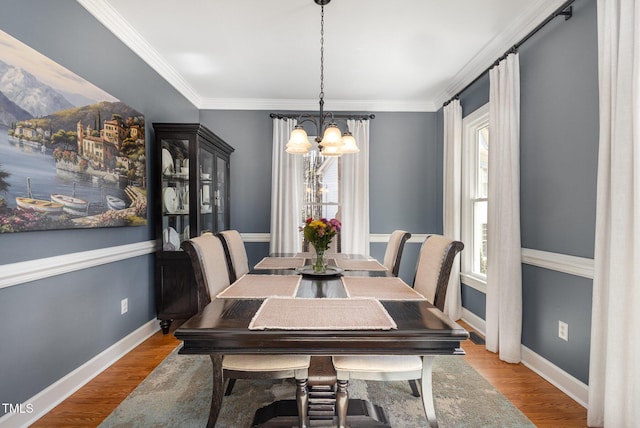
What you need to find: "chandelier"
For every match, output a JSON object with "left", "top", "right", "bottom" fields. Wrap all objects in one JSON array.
[{"left": 285, "top": 0, "right": 359, "bottom": 156}]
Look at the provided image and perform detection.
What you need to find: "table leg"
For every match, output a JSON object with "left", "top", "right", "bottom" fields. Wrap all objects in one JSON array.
[
  {"left": 421, "top": 356, "right": 438, "bottom": 428},
  {"left": 336, "top": 378, "right": 349, "bottom": 428},
  {"left": 207, "top": 354, "right": 224, "bottom": 428}
]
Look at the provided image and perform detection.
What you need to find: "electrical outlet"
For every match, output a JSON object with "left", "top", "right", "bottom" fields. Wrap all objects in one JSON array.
[
  {"left": 558, "top": 320, "right": 568, "bottom": 341},
  {"left": 121, "top": 298, "right": 128, "bottom": 315}
]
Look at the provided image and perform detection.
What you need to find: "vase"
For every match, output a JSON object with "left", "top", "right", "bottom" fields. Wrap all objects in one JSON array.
[{"left": 313, "top": 246, "right": 328, "bottom": 273}]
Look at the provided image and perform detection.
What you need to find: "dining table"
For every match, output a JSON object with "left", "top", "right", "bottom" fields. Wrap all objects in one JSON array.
[{"left": 174, "top": 253, "right": 469, "bottom": 427}]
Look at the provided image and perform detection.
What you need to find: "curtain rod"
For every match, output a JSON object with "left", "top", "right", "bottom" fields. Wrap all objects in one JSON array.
[
  {"left": 270, "top": 113, "right": 375, "bottom": 120},
  {"left": 443, "top": 0, "right": 575, "bottom": 107}
]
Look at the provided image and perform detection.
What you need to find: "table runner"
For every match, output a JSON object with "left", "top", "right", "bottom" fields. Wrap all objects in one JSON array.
[
  {"left": 341, "top": 277, "right": 427, "bottom": 301},
  {"left": 216, "top": 275, "right": 301, "bottom": 299},
  {"left": 294, "top": 252, "right": 349, "bottom": 259},
  {"left": 248, "top": 298, "right": 397, "bottom": 330},
  {"left": 254, "top": 257, "right": 306, "bottom": 270},
  {"left": 334, "top": 258, "right": 388, "bottom": 271}
]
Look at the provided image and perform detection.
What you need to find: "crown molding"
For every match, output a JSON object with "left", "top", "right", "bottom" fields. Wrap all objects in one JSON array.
[
  {"left": 434, "top": 0, "right": 567, "bottom": 107},
  {"left": 77, "top": 0, "right": 202, "bottom": 107}
]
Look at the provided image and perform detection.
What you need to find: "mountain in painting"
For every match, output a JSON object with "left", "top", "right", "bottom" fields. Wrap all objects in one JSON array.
[
  {"left": 44, "top": 101, "right": 142, "bottom": 133},
  {"left": 0, "top": 90, "right": 32, "bottom": 127},
  {"left": 0, "top": 59, "right": 74, "bottom": 118}
]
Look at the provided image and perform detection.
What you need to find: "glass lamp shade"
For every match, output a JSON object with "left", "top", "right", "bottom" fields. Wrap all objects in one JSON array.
[
  {"left": 320, "top": 144, "right": 343, "bottom": 157},
  {"left": 340, "top": 132, "right": 359, "bottom": 153},
  {"left": 319, "top": 123, "right": 343, "bottom": 147},
  {"left": 286, "top": 126, "right": 312, "bottom": 154}
]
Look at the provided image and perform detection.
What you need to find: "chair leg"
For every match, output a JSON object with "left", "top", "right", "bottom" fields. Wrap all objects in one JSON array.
[
  {"left": 295, "top": 378, "right": 309, "bottom": 428},
  {"left": 224, "top": 378, "right": 236, "bottom": 396},
  {"left": 420, "top": 356, "right": 438, "bottom": 428},
  {"left": 336, "top": 379, "right": 349, "bottom": 428},
  {"left": 408, "top": 379, "right": 421, "bottom": 397}
]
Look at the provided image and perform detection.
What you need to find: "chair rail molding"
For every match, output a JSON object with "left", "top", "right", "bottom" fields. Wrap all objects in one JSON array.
[
  {"left": 0, "top": 240, "right": 158, "bottom": 290},
  {"left": 521, "top": 248, "right": 594, "bottom": 279}
]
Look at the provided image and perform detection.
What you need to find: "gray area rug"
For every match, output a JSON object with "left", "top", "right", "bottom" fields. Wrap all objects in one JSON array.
[{"left": 99, "top": 348, "right": 534, "bottom": 427}]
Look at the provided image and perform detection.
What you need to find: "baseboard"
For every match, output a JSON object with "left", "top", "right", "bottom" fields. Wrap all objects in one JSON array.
[
  {"left": 460, "top": 309, "right": 588, "bottom": 409},
  {"left": 0, "top": 319, "right": 160, "bottom": 428},
  {"left": 520, "top": 346, "right": 589, "bottom": 408}
]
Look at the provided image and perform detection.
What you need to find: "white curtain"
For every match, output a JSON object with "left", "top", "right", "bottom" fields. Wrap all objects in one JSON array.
[
  {"left": 443, "top": 99, "right": 463, "bottom": 320},
  {"left": 270, "top": 118, "right": 303, "bottom": 254},
  {"left": 587, "top": 0, "right": 640, "bottom": 425},
  {"left": 341, "top": 119, "right": 370, "bottom": 255},
  {"left": 485, "top": 52, "right": 522, "bottom": 364}
]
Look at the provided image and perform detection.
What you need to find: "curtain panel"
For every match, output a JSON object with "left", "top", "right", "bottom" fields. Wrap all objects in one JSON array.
[
  {"left": 588, "top": 0, "right": 640, "bottom": 425},
  {"left": 443, "top": 99, "right": 463, "bottom": 320},
  {"left": 341, "top": 120, "right": 370, "bottom": 255},
  {"left": 270, "top": 118, "right": 303, "bottom": 254},
  {"left": 485, "top": 52, "right": 523, "bottom": 364}
]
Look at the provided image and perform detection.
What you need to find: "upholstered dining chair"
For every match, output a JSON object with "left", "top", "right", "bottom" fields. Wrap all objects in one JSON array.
[
  {"left": 216, "top": 229, "right": 250, "bottom": 283},
  {"left": 382, "top": 230, "right": 412, "bottom": 276},
  {"left": 332, "top": 234, "right": 464, "bottom": 427},
  {"left": 182, "top": 233, "right": 310, "bottom": 428}
]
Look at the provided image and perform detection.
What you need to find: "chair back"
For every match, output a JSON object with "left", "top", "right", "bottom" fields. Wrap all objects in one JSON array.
[
  {"left": 382, "top": 230, "right": 412, "bottom": 276},
  {"left": 217, "top": 230, "right": 250, "bottom": 283},
  {"left": 413, "top": 235, "right": 464, "bottom": 311},
  {"left": 181, "top": 233, "right": 231, "bottom": 310}
]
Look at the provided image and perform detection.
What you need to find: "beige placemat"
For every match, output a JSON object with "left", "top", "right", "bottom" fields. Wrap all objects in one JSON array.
[
  {"left": 334, "top": 258, "right": 388, "bottom": 271},
  {"left": 248, "top": 298, "right": 397, "bottom": 330},
  {"left": 341, "top": 277, "right": 426, "bottom": 301},
  {"left": 216, "top": 275, "right": 301, "bottom": 299},
  {"left": 254, "top": 257, "right": 306, "bottom": 270}
]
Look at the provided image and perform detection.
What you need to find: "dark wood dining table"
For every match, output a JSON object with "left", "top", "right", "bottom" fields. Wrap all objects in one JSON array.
[{"left": 174, "top": 254, "right": 469, "bottom": 427}]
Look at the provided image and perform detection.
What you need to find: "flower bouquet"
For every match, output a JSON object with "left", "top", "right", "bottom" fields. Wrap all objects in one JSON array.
[{"left": 302, "top": 217, "right": 341, "bottom": 273}]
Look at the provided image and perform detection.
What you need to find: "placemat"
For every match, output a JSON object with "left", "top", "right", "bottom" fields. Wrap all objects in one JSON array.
[
  {"left": 254, "top": 257, "right": 306, "bottom": 270},
  {"left": 248, "top": 298, "right": 397, "bottom": 330},
  {"left": 334, "top": 258, "right": 388, "bottom": 271},
  {"left": 341, "top": 277, "right": 427, "bottom": 301},
  {"left": 216, "top": 275, "right": 301, "bottom": 299}
]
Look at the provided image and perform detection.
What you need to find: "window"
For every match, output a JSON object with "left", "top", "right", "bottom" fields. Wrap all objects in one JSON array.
[
  {"left": 302, "top": 149, "right": 340, "bottom": 221},
  {"left": 461, "top": 104, "right": 489, "bottom": 291}
]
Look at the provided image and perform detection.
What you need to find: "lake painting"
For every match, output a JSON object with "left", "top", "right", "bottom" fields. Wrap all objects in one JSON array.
[{"left": 0, "top": 29, "right": 146, "bottom": 233}]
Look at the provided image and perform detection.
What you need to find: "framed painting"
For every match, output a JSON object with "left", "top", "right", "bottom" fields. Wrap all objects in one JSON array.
[{"left": 0, "top": 29, "right": 146, "bottom": 233}]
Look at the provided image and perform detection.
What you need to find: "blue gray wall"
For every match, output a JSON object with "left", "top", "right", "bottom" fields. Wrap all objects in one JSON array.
[
  {"left": 0, "top": 0, "right": 198, "bottom": 412},
  {"left": 457, "top": 0, "right": 597, "bottom": 384}
]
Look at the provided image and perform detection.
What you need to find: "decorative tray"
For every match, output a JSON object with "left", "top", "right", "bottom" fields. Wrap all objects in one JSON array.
[{"left": 295, "top": 266, "right": 344, "bottom": 277}]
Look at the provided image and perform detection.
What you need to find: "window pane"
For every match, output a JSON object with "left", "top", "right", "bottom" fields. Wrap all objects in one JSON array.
[
  {"left": 473, "top": 200, "right": 488, "bottom": 276},
  {"left": 476, "top": 125, "right": 489, "bottom": 199}
]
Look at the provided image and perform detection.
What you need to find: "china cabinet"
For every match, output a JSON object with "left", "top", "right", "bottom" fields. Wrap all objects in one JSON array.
[{"left": 153, "top": 123, "right": 234, "bottom": 333}]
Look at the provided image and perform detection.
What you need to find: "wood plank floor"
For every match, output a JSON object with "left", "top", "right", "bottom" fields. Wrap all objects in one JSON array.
[{"left": 32, "top": 320, "right": 587, "bottom": 427}]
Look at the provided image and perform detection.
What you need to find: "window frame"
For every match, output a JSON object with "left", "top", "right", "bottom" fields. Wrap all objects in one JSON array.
[{"left": 460, "top": 103, "right": 489, "bottom": 293}]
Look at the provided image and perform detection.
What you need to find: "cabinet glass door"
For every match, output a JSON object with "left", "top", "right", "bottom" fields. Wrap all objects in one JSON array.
[
  {"left": 216, "top": 155, "right": 228, "bottom": 231},
  {"left": 161, "top": 138, "right": 190, "bottom": 250},
  {"left": 198, "top": 145, "right": 215, "bottom": 234}
]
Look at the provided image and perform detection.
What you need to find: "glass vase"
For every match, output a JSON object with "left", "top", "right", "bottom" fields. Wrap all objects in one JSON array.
[{"left": 313, "top": 246, "right": 327, "bottom": 273}]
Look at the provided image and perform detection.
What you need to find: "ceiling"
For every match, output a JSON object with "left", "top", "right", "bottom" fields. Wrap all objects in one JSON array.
[{"left": 78, "top": 0, "right": 566, "bottom": 112}]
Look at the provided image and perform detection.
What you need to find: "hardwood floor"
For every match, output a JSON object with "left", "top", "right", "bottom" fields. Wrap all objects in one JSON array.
[{"left": 32, "top": 320, "right": 587, "bottom": 427}]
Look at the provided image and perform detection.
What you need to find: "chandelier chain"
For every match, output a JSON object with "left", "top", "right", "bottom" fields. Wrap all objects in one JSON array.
[{"left": 319, "top": 4, "right": 325, "bottom": 103}]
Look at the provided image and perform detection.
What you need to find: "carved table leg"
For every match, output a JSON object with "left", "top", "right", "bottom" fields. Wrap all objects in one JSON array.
[
  {"left": 296, "top": 377, "right": 309, "bottom": 428},
  {"left": 336, "top": 378, "right": 349, "bottom": 428},
  {"left": 421, "top": 356, "right": 438, "bottom": 428},
  {"left": 207, "top": 354, "right": 224, "bottom": 428}
]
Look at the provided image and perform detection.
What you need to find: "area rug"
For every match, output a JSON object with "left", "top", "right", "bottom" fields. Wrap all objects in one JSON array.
[{"left": 99, "top": 348, "right": 534, "bottom": 427}]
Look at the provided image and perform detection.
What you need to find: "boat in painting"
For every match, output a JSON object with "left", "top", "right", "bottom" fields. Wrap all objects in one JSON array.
[
  {"left": 50, "top": 193, "right": 89, "bottom": 216},
  {"left": 16, "top": 197, "right": 64, "bottom": 214},
  {"left": 106, "top": 195, "right": 126, "bottom": 210}
]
